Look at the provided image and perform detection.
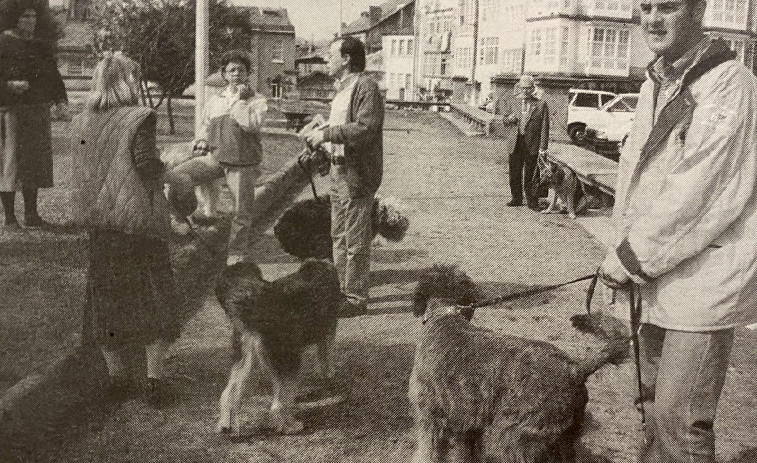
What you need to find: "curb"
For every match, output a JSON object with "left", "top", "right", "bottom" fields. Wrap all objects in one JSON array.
[{"left": 0, "top": 155, "right": 310, "bottom": 431}]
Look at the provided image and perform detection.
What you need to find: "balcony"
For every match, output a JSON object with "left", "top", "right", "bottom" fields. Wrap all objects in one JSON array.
[
  {"left": 528, "top": 0, "right": 576, "bottom": 19},
  {"left": 581, "top": 0, "right": 632, "bottom": 20}
]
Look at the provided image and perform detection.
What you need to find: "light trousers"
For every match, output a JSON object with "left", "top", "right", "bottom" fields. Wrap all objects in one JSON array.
[{"left": 636, "top": 323, "right": 734, "bottom": 463}]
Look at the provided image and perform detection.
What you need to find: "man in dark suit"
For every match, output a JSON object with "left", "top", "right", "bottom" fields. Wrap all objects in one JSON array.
[{"left": 502, "top": 75, "right": 550, "bottom": 210}]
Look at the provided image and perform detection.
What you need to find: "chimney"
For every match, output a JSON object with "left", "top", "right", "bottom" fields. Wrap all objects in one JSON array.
[{"left": 369, "top": 6, "right": 382, "bottom": 26}]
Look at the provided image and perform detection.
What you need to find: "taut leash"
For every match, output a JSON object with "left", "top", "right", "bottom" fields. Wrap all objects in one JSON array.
[{"left": 457, "top": 272, "right": 598, "bottom": 313}]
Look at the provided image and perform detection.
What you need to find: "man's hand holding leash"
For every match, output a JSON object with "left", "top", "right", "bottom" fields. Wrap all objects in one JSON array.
[{"left": 599, "top": 251, "right": 631, "bottom": 289}]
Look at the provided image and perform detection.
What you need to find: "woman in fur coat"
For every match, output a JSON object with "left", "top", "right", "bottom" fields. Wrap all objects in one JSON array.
[{"left": 0, "top": 0, "right": 66, "bottom": 229}]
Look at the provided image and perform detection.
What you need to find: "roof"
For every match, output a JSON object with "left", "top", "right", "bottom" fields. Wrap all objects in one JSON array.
[
  {"left": 57, "top": 20, "right": 94, "bottom": 51},
  {"left": 341, "top": 0, "right": 413, "bottom": 35},
  {"left": 247, "top": 7, "right": 295, "bottom": 33},
  {"left": 295, "top": 52, "right": 327, "bottom": 64}
]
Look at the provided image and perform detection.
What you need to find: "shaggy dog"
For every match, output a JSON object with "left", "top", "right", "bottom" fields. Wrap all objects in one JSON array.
[
  {"left": 409, "top": 265, "right": 629, "bottom": 463},
  {"left": 160, "top": 141, "right": 224, "bottom": 229},
  {"left": 215, "top": 259, "right": 342, "bottom": 435},
  {"left": 273, "top": 195, "right": 410, "bottom": 260}
]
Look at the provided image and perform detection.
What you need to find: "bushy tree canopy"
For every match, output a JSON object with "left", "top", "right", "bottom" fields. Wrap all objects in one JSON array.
[{"left": 92, "top": 0, "right": 253, "bottom": 131}]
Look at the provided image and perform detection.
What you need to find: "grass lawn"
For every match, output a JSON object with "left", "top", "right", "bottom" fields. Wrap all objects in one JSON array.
[{"left": 0, "top": 122, "right": 302, "bottom": 395}]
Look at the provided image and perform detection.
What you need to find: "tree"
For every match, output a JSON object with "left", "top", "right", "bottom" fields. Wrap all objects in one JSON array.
[{"left": 92, "top": 0, "right": 252, "bottom": 134}]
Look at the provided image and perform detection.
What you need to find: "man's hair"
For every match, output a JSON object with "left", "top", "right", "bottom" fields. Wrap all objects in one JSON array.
[
  {"left": 87, "top": 52, "right": 141, "bottom": 111},
  {"left": 334, "top": 36, "right": 366, "bottom": 73},
  {"left": 220, "top": 50, "right": 251, "bottom": 74}
]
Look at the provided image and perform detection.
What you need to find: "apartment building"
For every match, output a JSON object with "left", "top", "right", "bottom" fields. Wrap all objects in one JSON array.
[
  {"left": 384, "top": 35, "right": 416, "bottom": 100},
  {"left": 417, "top": 0, "right": 457, "bottom": 100}
]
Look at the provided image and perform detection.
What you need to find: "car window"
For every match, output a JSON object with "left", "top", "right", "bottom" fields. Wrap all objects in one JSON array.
[
  {"left": 572, "top": 93, "right": 599, "bottom": 108},
  {"left": 607, "top": 100, "right": 632, "bottom": 112},
  {"left": 623, "top": 96, "right": 638, "bottom": 110},
  {"left": 600, "top": 94, "right": 614, "bottom": 106}
]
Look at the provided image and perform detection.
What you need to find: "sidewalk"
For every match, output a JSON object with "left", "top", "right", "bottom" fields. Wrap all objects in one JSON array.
[{"left": 31, "top": 112, "right": 757, "bottom": 462}]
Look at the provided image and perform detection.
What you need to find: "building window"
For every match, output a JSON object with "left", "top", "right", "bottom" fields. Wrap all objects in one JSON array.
[
  {"left": 480, "top": 37, "right": 499, "bottom": 65},
  {"left": 390, "top": 73, "right": 396, "bottom": 88},
  {"left": 587, "top": 27, "right": 630, "bottom": 72},
  {"left": 391, "top": 40, "right": 397, "bottom": 57},
  {"left": 544, "top": 28, "right": 557, "bottom": 65},
  {"left": 271, "top": 39, "right": 283, "bottom": 62},
  {"left": 531, "top": 29, "right": 542, "bottom": 57},
  {"left": 407, "top": 39, "right": 413, "bottom": 55},
  {"left": 708, "top": 0, "right": 748, "bottom": 29},
  {"left": 399, "top": 39, "right": 405, "bottom": 55},
  {"left": 441, "top": 56, "right": 449, "bottom": 75},
  {"left": 405, "top": 74, "right": 411, "bottom": 89},
  {"left": 271, "top": 82, "right": 282, "bottom": 98},
  {"left": 560, "top": 26, "right": 570, "bottom": 66}
]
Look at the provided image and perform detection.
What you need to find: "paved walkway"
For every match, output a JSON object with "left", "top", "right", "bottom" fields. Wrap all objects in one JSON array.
[{"left": 30, "top": 113, "right": 757, "bottom": 462}]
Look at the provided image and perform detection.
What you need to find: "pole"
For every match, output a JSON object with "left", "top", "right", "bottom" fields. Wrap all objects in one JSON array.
[{"left": 195, "top": 0, "right": 209, "bottom": 138}]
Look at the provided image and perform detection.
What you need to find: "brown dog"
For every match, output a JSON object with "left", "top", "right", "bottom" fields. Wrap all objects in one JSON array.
[
  {"left": 215, "top": 259, "right": 342, "bottom": 435},
  {"left": 409, "top": 265, "right": 628, "bottom": 462}
]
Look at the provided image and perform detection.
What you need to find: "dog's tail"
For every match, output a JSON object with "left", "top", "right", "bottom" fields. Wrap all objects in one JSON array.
[
  {"left": 373, "top": 196, "right": 410, "bottom": 242},
  {"left": 571, "top": 312, "right": 630, "bottom": 382}
]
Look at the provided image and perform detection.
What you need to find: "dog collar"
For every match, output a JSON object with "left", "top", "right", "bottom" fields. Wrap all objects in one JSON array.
[{"left": 422, "top": 305, "right": 462, "bottom": 325}]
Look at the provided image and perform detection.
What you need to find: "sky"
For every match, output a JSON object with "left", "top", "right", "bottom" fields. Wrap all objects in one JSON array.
[{"left": 231, "top": 0, "right": 379, "bottom": 41}]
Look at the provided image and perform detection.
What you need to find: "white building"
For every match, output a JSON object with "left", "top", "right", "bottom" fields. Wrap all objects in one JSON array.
[
  {"left": 414, "top": 0, "right": 757, "bottom": 105},
  {"left": 416, "top": 0, "right": 457, "bottom": 100},
  {"left": 384, "top": 35, "right": 416, "bottom": 100}
]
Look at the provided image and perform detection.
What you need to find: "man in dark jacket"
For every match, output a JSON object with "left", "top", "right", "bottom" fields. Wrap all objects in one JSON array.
[
  {"left": 502, "top": 75, "right": 550, "bottom": 210},
  {"left": 305, "top": 36, "right": 384, "bottom": 317}
]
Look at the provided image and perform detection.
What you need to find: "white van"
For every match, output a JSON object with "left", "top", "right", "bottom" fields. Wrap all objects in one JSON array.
[{"left": 567, "top": 89, "right": 616, "bottom": 145}]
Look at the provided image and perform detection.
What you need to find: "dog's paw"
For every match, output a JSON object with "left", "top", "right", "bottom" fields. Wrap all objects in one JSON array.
[{"left": 267, "top": 409, "right": 304, "bottom": 434}]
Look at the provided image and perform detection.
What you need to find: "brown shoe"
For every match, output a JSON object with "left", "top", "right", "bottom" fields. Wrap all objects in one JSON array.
[{"left": 338, "top": 300, "right": 367, "bottom": 318}]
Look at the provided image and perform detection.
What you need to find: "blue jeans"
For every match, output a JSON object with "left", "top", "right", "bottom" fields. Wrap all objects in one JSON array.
[{"left": 636, "top": 324, "right": 734, "bottom": 463}]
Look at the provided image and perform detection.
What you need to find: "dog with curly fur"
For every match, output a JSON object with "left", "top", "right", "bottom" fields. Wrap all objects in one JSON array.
[
  {"left": 214, "top": 259, "right": 342, "bottom": 435},
  {"left": 273, "top": 194, "right": 410, "bottom": 260},
  {"left": 409, "top": 265, "right": 629, "bottom": 463}
]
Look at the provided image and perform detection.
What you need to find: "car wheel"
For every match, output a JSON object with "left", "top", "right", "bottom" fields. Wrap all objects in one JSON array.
[{"left": 568, "top": 124, "right": 587, "bottom": 146}]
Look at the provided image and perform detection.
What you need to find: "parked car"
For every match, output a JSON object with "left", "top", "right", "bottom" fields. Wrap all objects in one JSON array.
[
  {"left": 585, "top": 118, "right": 634, "bottom": 162},
  {"left": 566, "top": 89, "right": 617, "bottom": 145}
]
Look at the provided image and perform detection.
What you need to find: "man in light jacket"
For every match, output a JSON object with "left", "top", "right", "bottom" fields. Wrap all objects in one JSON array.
[
  {"left": 598, "top": 0, "right": 757, "bottom": 460},
  {"left": 305, "top": 36, "right": 384, "bottom": 317}
]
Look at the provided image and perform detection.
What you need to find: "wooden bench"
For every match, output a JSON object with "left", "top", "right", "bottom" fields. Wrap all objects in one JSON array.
[
  {"left": 546, "top": 145, "right": 617, "bottom": 197},
  {"left": 450, "top": 103, "right": 498, "bottom": 136}
]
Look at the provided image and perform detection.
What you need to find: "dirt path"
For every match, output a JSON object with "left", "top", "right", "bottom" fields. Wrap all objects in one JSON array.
[{"left": 17, "top": 112, "right": 757, "bottom": 462}]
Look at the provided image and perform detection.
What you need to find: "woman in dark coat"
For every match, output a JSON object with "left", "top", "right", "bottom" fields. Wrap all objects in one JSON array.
[
  {"left": 71, "top": 52, "right": 183, "bottom": 407},
  {"left": 0, "top": 0, "right": 66, "bottom": 229}
]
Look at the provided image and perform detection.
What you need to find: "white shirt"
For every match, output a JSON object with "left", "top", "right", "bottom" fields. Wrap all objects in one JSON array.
[{"left": 196, "top": 85, "right": 268, "bottom": 142}]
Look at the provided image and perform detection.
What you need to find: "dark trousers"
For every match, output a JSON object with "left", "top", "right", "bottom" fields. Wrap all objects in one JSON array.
[{"left": 508, "top": 134, "right": 539, "bottom": 206}]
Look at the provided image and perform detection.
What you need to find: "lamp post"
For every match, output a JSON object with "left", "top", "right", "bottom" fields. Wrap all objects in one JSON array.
[{"left": 195, "top": 0, "right": 209, "bottom": 138}]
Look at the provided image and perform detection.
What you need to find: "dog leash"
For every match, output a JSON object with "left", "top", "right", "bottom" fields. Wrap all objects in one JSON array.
[
  {"left": 455, "top": 272, "right": 598, "bottom": 314},
  {"left": 585, "top": 274, "right": 647, "bottom": 438},
  {"left": 297, "top": 149, "right": 325, "bottom": 203},
  {"left": 629, "top": 283, "right": 647, "bottom": 438}
]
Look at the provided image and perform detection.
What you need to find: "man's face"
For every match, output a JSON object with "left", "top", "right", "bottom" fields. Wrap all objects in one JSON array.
[
  {"left": 520, "top": 84, "right": 535, "bottom": 99},
  {"left": 18, "top": 9, "right": 37, "bottom": 37},
  {"left": 640, "top": 0, "right": 704, "bottom": 60},
  {"left": 327, "top": 41, "right": 348, "bottom": 77},
  {"left": 222, "top": 61, "right": 249, "bottom": 86}
]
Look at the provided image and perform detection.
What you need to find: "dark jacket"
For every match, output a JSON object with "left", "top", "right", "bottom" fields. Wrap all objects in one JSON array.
[
  {"left": 499, "top": 96, "right": 550, "bottom": 153},
  {"left": 0, "top": 33, "right": 66, "bottom": 106},
  {"left": 323, "top": 73, "right": 384, "bottom": 198}
]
